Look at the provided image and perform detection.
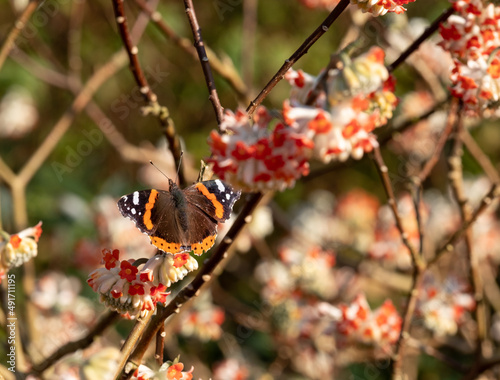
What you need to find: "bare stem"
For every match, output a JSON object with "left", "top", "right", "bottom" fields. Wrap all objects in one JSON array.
[
  {"left": 0, "top": 0, "right": 41, "bottom": 71},
  {"left": 182, "top": 0, "right": 224, "bottom": 126},
  {"left": 371, "top": 147, "right": 423, "bottom": 269},
  {"left": 111, "top": 0, "right": 185, "bottom": 186},
  {"left": 461, "top": 128, "right": 500, "bottom": 184},
  {"left": 387, "top": 6, "right": 455, "bottom": 72},
  {"left": 30, "top": 311, "right": 119, "bottom": 376},
  {"left": 430, "top": 183, "right": 500, "bottom": 266},
  {"left": 246, "top": 0, "right": 350, "bottom": 116},
  {"left": 448, "top": 116, "right": 486, "bottom": 360},
  {"left": 413, "top": 97, "right": 458, "bottom": 186}
]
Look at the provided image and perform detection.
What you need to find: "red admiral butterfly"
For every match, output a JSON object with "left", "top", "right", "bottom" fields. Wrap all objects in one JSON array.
[{"left": 118, "top": 179, "right": 241, "bottom": 255}]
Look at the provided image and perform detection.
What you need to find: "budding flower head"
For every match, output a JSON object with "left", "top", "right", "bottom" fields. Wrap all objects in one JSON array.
[
  {"left": 133, "top": 356, "right": 194, "bottom": 380},
  {"left": 0, "top": 221, "right": 42, "bottom": 280}
]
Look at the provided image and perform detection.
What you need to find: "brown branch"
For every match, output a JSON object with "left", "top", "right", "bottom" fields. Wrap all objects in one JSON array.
[
  {"left": 246, "top": 0, "right": 350, "bottom": 116},
  {"left": 371, "top": 147, "right": 426, "bottom": 379},
  {"left": 413, "top": 97, "right": 458, "bottom": 186},
  {"left": 131, "top": 0, "right": 250, "bottom": 104},
  {"left": 462, "top": 355, "right": 500, "bottom": 380},
  {"left": 182, "top": 0, "right": 224, "bottom": 126},
  {"left": 118, "top": 192, "right": 264, "bottom": 379},
  {"left": 447, "top": 116, "right": 486, "bottom": 361},
  {"left": 16, "top": 50, "right": 129, "bottom": 188},
  {"left": 371, "top": 147, "right": 423, "bottom": 269},
  {"left": 112, "top": 310, "right": 154, "bottom": 380},
  {"left": 0, "top": 0, "right": 41, "bottom": 71},
  {"left": 430, "top": 183, "right": 500, "bottom": 266},
  {"left": 111, "top": 0, "right": 185, "bottom": 186},
  {"left": 461, "top": 129, "right": 500, "bottom": 184},
  {"left": 9, "top": 39, "right": 161, "bottom": 167},
  {"left": 30, "top": 311, "right": 119, "bottom": 376},
  {"left": 67, "top": 0, "right": 86, "bottom": 88},
  {"left": 387, "top": 6, "right": 455, "bottom": 73},
  {"left": 377, "top": 96, "right": 451, "bottom": 146},
  {"left": 407, "top": 338, "right": 468, "bottom": 372}
]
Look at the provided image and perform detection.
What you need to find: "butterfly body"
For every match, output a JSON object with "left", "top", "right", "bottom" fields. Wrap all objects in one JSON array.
[{"left": 118, "top": 179, "right": 241, "bottom": 255}]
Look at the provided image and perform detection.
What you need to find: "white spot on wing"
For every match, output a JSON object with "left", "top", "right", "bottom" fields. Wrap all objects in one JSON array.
[
  {"left": 131, "top": 208, "right": 136, "bottom": 215},
  {"left": 215, "top": 179, "right": 225, "bottom": 192},
  {"left": 133, "top": 191, "right": 140, "bottom": 205},
  {"left": 226, "top": 193, "right": 230, "bottom": 200}
]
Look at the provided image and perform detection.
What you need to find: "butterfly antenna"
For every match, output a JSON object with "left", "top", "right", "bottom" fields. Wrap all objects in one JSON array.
[
  {"left": 149, "top": 161, "right": 171, "bottom": 181},
  {"left": 175, "top": 151, "right": 184, "bottom": 185}
]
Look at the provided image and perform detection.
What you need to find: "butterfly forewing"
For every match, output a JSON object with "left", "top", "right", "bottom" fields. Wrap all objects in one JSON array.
[{"left": 183, "top": 180, "right": 241, "bottom": 222}]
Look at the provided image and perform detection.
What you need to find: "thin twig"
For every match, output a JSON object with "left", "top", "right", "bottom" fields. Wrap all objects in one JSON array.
[
  {"left": 118, "top": 192, "right": 264, "bottom": 379},
  {"left": 387, "top": 6, "right": 455, "bottom": 73},
  {"left": 378, "top": 96, "right": 451, "bottom": 146},
  {"left": 111, "top": 0, "right": 185, "bottom": 186},
  {"left": 16, "top": 50, "right": 129, "bottom": 189},
  {"left": 246, "top": 0, "right": 350, "bottom": 116},
  {"left": 67, "top": 0, "right": 86, "bottom": 89},
  {"left": 30, "top": 311, "right": 120, "bottom": 376},
  {"left": 407, "top": 337, "right": 468, "bottom": 372},
  {"left": 182, "top": 0, "right": 224, "bottom": 126},
  {"left": 371, "top": 147, "right": 426, "bottom": 380},
  {"left": 0, "top": 0, "right": 41, "bottom": 71},
  {"left": 447, "top": 115, "right": 486, "bottom": 361},
  {"left": 371, "top": 147, "right": 423, "bottom": 269},
  {"left": 413, "top": 97, "right": 458, "bottom": 186},
  {"left": 461, "top": 355, "right": 500, "bottom": 380},
  {"left": 461, "top": 129, "right": 500, "bottom": 184},
  {"left": 412, "top": 186, "right": 425, "bottom": 255},
  {"left": 430, "top": 183, "right": 500, "bottom": 266}
]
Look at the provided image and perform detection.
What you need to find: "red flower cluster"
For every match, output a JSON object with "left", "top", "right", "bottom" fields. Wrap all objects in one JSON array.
[
  {"left": 439, "top": 0, "right": 500, "bottom": 114},
  {"left": 284, "top": 47, "right": 397, "bottom": 163},
  {"left": 298, "top": 0, "right": 340, "bottom": 9},
  {"left": 299, "top": 0, "right": 416, "bottom": 14},
  {"left": 208, "top": 108, "right": 312, "bottom": 192},
  {"left": 350, "top": 0, "right": 416, "bottom": 15},
  {"left": 336, "top": 294, "right": 402, "bottom": 348}
]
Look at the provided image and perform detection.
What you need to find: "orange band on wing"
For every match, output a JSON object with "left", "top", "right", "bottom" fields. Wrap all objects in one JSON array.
[
  {"left": 143, "top": 189, "right": 158, "bottom": 230},
  {"left": 150, "top": 236, "right": 182, "bottom": 253},
  {"left": 191, "top": 234, "right": 216, "bottom": 256},
  {"left": 195, "top": 183, "right": 224, "bottom": 219}
]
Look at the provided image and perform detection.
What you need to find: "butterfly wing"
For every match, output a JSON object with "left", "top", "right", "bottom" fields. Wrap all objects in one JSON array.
[
  {"left": 117, "top": 189, "right": 189, "bottom": 254},
  {"left": 182, "top": 180, "right": 241, "bottom": 255},
  {"left": 183, "top": 180, "right": 241, "bottom": 222}
]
